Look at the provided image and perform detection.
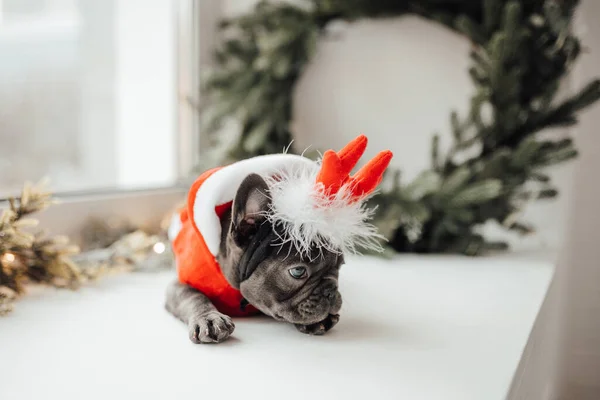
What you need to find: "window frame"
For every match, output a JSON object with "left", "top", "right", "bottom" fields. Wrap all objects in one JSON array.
[{"left": 0, "top": 0, "right": 222, "bottom": 239}]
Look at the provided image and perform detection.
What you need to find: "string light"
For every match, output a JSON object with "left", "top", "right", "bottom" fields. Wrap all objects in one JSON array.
[
  {"left": 1, "top": 252, "right": 16, "bottom": 265},
  {"left": 153, "top": 242, "right": 166, "bottom": 254}
]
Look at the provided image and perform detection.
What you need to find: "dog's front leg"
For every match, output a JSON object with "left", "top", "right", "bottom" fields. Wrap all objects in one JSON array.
[{"left": 165, "top": 280, "right": 235, "bottom": 344}]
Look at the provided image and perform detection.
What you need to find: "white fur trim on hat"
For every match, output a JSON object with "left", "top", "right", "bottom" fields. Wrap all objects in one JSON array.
[
  {"left": 265, "top": 164, "right": 384, "bottom": 257},
  {"left": 188, "top": 153, "right": 384, "bottom": 259},
  {"left": 192, "top": 154, "right": 316, "bottom": 256}
]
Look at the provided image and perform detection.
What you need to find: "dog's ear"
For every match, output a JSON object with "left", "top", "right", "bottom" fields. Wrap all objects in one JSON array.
[{"left": 231, "top": 173, "right": 270, "bottom": 246}]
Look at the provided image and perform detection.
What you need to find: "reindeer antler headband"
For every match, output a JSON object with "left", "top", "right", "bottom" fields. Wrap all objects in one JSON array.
[{"left": 266, "top": 135, "right": 393, "bottom": 257}]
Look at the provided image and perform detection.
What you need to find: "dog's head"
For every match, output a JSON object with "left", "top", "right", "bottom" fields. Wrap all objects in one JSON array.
[{"left": 217, "top": 173, "right": 343, "bottom": 325}]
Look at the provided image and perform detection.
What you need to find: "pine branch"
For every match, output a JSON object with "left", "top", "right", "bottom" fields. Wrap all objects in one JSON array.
[
  {"left": 1, "top": 180, "right": 81, "bottom": 295},
  {"left": 200, "top": 0, "right": 600, "bottom": 256}
]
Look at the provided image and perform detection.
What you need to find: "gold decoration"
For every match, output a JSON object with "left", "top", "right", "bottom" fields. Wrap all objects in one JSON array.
[
  {"left": 0, "top": 180, "right": 174, "bottom": 315},
  {"left": 72, "top": 230, "right": 173, "bottom": 276},
  {"left": 0, "top": 179, "right": 81, "bottom": 297}
]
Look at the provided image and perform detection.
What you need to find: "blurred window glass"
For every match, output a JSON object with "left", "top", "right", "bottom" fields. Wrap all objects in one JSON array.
[{"left": 0, "top": 0, "right": 181, "bottom": 197}]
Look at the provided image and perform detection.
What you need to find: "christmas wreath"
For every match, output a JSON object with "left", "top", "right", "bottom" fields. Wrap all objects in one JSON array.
[{"left": 198, "top": 0, "right": 600, "bottom": 256}]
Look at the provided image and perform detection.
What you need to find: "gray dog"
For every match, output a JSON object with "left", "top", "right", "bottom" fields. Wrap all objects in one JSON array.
[{"left": 165, "top": 174, "right": 343, "bottom": 344}]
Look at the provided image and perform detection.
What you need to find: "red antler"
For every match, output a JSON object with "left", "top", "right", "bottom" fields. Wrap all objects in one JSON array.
[
  {"left": 337, "top": 134, "right": 368, "bottom": 175},
  {"left": 347, "top": 150, "right": 393, "bottom": 198},
  {"left": 315, "top": 134, "right": 367, "bottom": 194},
  {"left": 315, "top": 134, "right": 393, "bottom": 201}
]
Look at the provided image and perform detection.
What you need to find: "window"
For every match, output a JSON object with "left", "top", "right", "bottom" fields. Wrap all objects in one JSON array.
[{"left": 0, "top": 0, "right": 195, "bottom": 198}]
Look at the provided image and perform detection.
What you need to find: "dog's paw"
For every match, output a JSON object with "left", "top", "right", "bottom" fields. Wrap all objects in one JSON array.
[
  {"left": 295, "top": 314, "right": 340, "bottom": 336},
  {"left": 188, "top": 312, "right": 235, "bottom": 344}
]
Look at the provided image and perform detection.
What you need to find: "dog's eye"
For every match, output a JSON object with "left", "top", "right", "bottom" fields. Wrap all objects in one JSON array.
[{"left": 288, "top": 266, "right": 307, "bottom": 279}]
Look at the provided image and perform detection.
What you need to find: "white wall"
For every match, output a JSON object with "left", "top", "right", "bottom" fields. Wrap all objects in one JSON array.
[
  {"left": 485, "top": 1, "right": 600, "bottom": 397},
  {"left": 552, "top": 1, "right": 600, "bottom": 397},
  {"left": 219, "top": 1, "right": 577, "bottom": 252}
]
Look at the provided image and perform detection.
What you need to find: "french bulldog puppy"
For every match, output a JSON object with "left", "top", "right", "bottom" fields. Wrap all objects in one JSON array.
[{"left": 165, "top": 173, "right": 343, "bottom": 344}]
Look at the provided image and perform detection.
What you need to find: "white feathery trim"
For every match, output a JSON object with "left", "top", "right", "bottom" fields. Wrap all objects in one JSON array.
[
  {"left": 192, "top": 154, "right": 316, "bottom": 255},
  {"left": 265, "top": 163, "right": 385, "bottom": 258}
]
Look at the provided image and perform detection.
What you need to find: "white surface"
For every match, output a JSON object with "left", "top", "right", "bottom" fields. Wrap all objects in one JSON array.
[{"left": 0, "top": 253, "right": 554, "bottom": 400}]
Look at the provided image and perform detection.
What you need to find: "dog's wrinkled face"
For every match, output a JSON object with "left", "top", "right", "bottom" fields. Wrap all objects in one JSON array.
[
  {"left": 217, "top": 173, "right": 344, "bottom": 326},
  {"left": 239, "top": 242, "right": 343, "bottom": 325}
]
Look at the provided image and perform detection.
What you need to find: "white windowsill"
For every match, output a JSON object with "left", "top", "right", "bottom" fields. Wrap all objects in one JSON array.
[{"left": 0, "top": 250, "right": 555, "bottom": 400}]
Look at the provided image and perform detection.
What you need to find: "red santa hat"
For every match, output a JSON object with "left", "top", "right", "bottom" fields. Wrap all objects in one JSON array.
[{"left": 169, "top": 135, "right": 393, "bottom": 259}]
